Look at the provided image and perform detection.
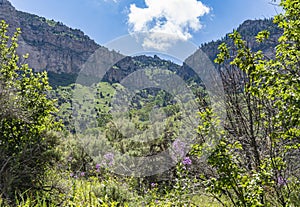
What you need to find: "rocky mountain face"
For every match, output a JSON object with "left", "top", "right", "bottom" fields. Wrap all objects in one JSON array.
[
  {"left": 0, "top": 0, "right": 283, "bottom": 87},
  {"left": 182, "top": 18, "right": 283, "bottom": 82},
  {"left": 102, "top": 55, "right": 181, "bottom": 83},
  {"left": 198, "top": 19, "right": 282, "bottom": 62},
  {"left": 0, "top": 0, "right": 121, "bottom": 75}
]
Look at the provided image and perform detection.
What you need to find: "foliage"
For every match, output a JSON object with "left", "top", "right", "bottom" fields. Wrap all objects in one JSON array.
[
  {"left": 1, "top": 0, "right": 299, "bottom": 206},
  {"left": 0, "top": 20, "right": 61, "bottom": 202},
  {"left": 47, "top": 71, "right": 77, "bottom": 88},
  {"left": 193, "top": 0, "right": 300, "bottom": 206}
]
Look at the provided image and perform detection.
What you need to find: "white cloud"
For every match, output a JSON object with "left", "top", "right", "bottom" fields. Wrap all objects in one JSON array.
[{"left": 128, "top": 0, "right": 210, "bottom": 50}]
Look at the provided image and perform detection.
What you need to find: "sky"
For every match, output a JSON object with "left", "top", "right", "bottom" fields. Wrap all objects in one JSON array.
[{"left": 9, "top": 0, "right": 281, "bottom": 50}]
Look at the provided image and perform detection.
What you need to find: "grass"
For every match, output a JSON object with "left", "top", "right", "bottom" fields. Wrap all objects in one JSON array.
[{"left": 0, "top": 181, "right": 224, "bottom": 207}]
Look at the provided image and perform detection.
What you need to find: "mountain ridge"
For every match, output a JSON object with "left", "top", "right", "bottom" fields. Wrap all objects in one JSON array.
[
  {"left": 0, "top": 0, "right": 120, "bottom": 75},
  {"left": 0, "top": 0, "right": 282, "bottom": 87}
]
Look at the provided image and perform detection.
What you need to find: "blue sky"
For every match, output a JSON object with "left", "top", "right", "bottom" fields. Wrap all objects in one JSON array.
[{"left": 9, "top": 0, "right": 280, "bottom": 48}]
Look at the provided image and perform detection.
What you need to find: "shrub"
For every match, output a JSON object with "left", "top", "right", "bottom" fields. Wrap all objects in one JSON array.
[{"left": 0, "top": 20, "right": 61, "bottom": 202}]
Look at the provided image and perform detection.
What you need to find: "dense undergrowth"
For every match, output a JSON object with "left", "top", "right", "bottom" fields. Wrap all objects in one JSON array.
[{"left": 0, "top": 0, "right": 299, "bottom": 206}]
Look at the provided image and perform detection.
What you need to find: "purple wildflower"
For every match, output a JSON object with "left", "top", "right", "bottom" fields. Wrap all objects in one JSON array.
[
  {"left": 80, "top": 172, "right": 85, "bottom": 177},
  {"left": 104, "top": 153, "right": 114, "bottom": 166},
  {"left": 277, "top": 176, "right": 287, "bottom": 186},
  {"left": 96, "top": 163, "right": 101, "bottom": 169},
  {"left": 70, "top": 172, "right": 74, "bottom": 177},
  {"left": 182, "top": 157, "right": 192, "bottom": 165},
  {"left": 172, "top": 140, "right": 186, "bottom": 158},
  {"left": 151, "top": 182, "right": 156, "bottom": 188},
  {"left": 104, "top": 152, "right": 114, "bottom": 160}
]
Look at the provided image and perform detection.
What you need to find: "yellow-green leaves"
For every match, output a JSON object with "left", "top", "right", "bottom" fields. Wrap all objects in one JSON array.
[
  {"left": 0, "top": 20, "right": 61, "bottom": 201},
  {"left": 256, "top": 30, "right": 270, "bottom": 43},
  {"left": 215, "top": 43, "right": 230, "bottom": 64}
]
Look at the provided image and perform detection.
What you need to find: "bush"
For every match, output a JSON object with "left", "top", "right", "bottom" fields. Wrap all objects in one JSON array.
[{"left": 0, "top": 20, "right": 61, "bottom": 202}]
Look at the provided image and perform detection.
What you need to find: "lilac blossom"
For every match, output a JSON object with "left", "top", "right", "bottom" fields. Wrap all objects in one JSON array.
[
  {"left": 172, "top": 140, "right": 186, "bottom": 158},
  {"left": 277, "top": 176, "right": 287, "bottom": 186},
  {"left": 182, "top": 157, "right": 192, "bottom": 165},
  {"left": 104, "top": 152, "right": 114, "bottom": 166},
  {"left": 104, "top": 152, "right": 114, "bottom": 161}
]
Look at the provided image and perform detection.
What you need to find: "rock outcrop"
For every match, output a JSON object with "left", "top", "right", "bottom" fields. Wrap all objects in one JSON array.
[
  {"left": 197, "top": 19, "right": 282, "bottom": 63},
  {"left": 0, "top": 0, "right": 111, "bottom": 74},
  {"left": 0, "top": 0, "right": 283, "bottom": 87}
]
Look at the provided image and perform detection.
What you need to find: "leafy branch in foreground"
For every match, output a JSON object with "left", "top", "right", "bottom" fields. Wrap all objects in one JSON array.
[
  {"left": 192, "top": 0, "right": 300, "bottom": 206},
  {"left": 0, "top": 20, "right": 61, "bottom": 202}
]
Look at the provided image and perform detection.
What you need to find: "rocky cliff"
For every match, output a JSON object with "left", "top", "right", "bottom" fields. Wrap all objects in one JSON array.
[
  {"left": 0, "top": 0, "right": 120, "bottom": 74},
  {"left": 198, "top": 18, "right": 282, "bottom": 62},
  {"left": 0, "top": 0, "right": 283, "bottom": 87}
]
